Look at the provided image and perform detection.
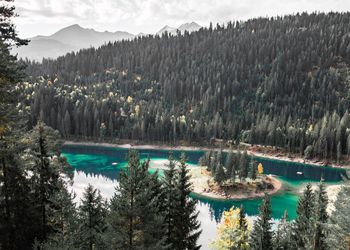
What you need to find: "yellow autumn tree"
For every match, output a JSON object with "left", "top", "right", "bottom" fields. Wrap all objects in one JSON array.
[
  {"left": 258, "top": 163, "right": 264, "bottom": 175},
  {"left": 210, "top": 207, "right": 251, "bottom": 250}
]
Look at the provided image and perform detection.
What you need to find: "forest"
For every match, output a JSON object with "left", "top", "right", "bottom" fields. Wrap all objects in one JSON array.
[
  {"left": 22, "top": 12, "right": 350, "bottom": 161},
  {"left": 1, "top": 0, "right": 350, "bottom": 249}
]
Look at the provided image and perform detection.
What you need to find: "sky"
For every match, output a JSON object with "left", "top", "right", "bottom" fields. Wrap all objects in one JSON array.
[{"left": 13, "top": 0, "right": 350, "bottom": 38}]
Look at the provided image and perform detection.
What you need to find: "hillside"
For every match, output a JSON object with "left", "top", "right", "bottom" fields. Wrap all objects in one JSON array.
[{"left": 22, "top": 12, "right": 350, "bottom": 161}]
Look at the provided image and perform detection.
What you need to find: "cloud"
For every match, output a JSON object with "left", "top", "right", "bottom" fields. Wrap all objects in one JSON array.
[{"left": 12, "top": 0, "right": 350, "bottom": 38}]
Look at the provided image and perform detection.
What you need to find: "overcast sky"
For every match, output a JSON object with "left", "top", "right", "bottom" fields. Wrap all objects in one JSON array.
[{"left": 14, "top": 0, "right": 350, "bottom": 38}]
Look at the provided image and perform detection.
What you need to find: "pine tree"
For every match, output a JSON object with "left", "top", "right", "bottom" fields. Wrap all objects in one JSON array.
[
  {"left": 24, "top": 121, "right": 70, "bottom": 243},
  {"left": 76, "top": 184, "right": 108, "bottom": 250},
  {"left": 249, "top": 194, "right": 274, "bottom": 250},
  {"left": 163, "top": 153, "right": 179, "bottom": 248},
  {"left": 0, "top": 4, "right": 31, "bottom": 248},
  {"left": 274, "top": 211, "right": 292, "bottom": 250},
  {"left": 236, "top": 205, "right": 249, "bottom": 249},
  {"left": 214, "top": 163, "right": 226, "bottom": 186},
  {"left": 313, "top": 181, "right": 328, "bottom": 250},
  {"left": 239, "top": 151, "right": 249, "bottom": 181},
  {"left": 109, "top": 150, "right": 167, "bottom": 249},
  {"left": 0, "top": 0, "right": 28, "bottom": 129},
  {"left": 224, "top": 151, "right": 234, "bottom": 179},
  {"left": 174, "top": 153, "right": 202, "bottom": 250},
  {"left": 0, "top": 133, "right": 37, "bottom": 250},
  {"left": 239, "top": 205, "right": 248, "bottom": 231},
  {"left": 291, "top": 183, "right": 315, "bottom": 249},
  {"left": 250, "top": 161, "right": 258, "bottom": 180},
  {"left": 326, "top": 182, "right": 350, "bottom": 249},
  {"left": 39, "top": 187, "right": 78, "bottom": 250}
]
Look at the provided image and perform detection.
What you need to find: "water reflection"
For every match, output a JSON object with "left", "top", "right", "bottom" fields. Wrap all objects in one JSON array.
[{"left": 62, "top": 145, "right": 346, "bottom": 250}]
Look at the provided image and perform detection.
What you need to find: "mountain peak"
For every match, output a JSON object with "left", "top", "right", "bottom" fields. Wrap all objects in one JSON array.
[
  {"left": 178, "top": 22, "right": 201, "bottom": 32},
  {"left": 156, "top": 25, "right": 177, "bottom": 35},
  {"left": 65, "top": 24, "right": 84, "bottom": 30}
]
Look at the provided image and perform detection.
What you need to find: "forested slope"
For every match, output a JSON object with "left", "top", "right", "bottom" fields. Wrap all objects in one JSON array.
[{"left": 23, "top": 12, "right": 350, "bottom": 160}]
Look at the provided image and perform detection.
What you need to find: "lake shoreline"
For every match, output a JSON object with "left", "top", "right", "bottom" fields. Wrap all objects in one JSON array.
[
  {"left": 63, "top": 141, "right": 350, "bottom": 170},
  {"left": 189, "top": 167, "right": 283, "bottom": 201}
]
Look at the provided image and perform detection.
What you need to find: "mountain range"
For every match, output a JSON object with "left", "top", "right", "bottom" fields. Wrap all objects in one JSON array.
[{"left": 14, "top": 22, "right": 202, "bottom": 61}]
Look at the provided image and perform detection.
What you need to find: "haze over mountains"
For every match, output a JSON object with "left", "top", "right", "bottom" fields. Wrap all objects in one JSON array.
[{"left": 14, "top": 22, "right": 202, "bottom": 61}]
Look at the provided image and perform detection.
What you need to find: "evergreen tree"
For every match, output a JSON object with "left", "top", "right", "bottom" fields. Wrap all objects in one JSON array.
[
  {"left": 174, "top": 153, "right": 202, "bottom": 250},
  {"left": 225, "top": 151, "right": 234, "bottom": 180},
  {"left": 274, "top": 211, "right": 292, "bottom": 250},
  {"left": 291, "top": 183, "right": 315, "bottom": 249},
  {"left": 313, "top": 181, "right": 328, "bottom": 250},
  {"left": 39, "top": 187, "right": 78, "bottom": 250},
  {"left": 76, "top": 184, "right": 108, "bottom": 250},
  {"left": 239, "top": 151, "right": 249, "bottom": 181},
  {"left": 109, "top": 150, "right": 167, "bottom": 249},
  {"left": 0, "top": 134, "right": 37, "bottom": 250},
  {"left": 239, "top": 205, "right": 248, "bottom": 231},
  {"left": 0, "top": 3, "right": 31, "bottom": 248},
  {"left": 0, "top": 0, "right": 28, "bottom": 129},
  {"left": 214, "top": 163, "right": 226, "bottom": 186},
  {"left": 236, "top": 205, "right": 249, "bottom": 249},
  {"left": 326, "top": 182, "right": 350, "bottom": 249},
  {"left": 250, "top": 161, "right": 258, "bottom": 180},
  {"left": 163, "top": 153, "right": 179, "bottom": 248},
  {"left": 249, "top": 194, "right": 274, "bottom": 250},
  {"left": 24, "top": 121, "right": 70, "bottom": 243}
]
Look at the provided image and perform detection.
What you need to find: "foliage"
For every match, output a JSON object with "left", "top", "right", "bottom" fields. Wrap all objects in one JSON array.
[
  {"left": 291, "top": 183, "right": 315, "bottom": 249},
  {"left": 313, "top": 181, "right": 329, "bottom": 250},
  {"left": 76, "top": 184, "right": 108, "bottom": 250},
  {"left": 326, "top": 183, "right": 350, "bottom": 250},
  {"left": 257, "top": 163, "right": 263, "bottom": 175},
  {"left": 210, "top": 206, "right": 251, "bottom": 250},
  {"left": 249, "top": 194, "right": 274, "bottom": 250},
  {"left": 174, "top": 153, "right": 202, "bottom": 250},
  {"left": 22, "top": 12, "right": 350, "bottom": 161},
  {"left": 109, "top": 150, "right": 168, "bottom": 250},
  {"left": 273, "top": 211, "right": 292, "bottom": 250}
]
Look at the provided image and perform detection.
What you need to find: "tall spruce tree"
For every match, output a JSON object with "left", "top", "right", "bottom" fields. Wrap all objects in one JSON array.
[
  {"left": 313, "top": 181, "right": 328, "bottom": 250},
  {"left": 239, "top": 151, "right": 249, "bottom": 181},
  {"left": 0, "top": 3, "right": 31, "bottom": 248},
  {"left": 236, "top": 205, "right": 249, "bottom": 248},
  {"left": 214, "top": 163, "right": 226, "bottom": 186},
  {"left": 24, "top": 121, "right": 69, "bottom": 242},
  {"left": 273, "top": 211, "right": 292, "bottom": 250},
  {"left": 39, "top": 187, "right": 78, "bottom": 250},
  {"left": 249, "top": 194, "right": 274, "bottom": 250},
  {"left": 291, "top": 183, "right": 315, "bottom": 249},
  {"left": 109, "top": 150, "right": 167, "bottom": 249},
  {"left": 174, "top": 153, "right": 202, "bottom": 250},
  {"left": 76, "top": 184, "right": 108, "bottom": 250},
  {"left": 326, "top": 181, "right": 350, "bottom": 249},
  {"left": 239, "top": 205, "right": 248, "bottom": 231},
  {"left": 0, "top": 0, "right": 28, "bottom": 129},
  {"left": 0, "top": 134, "right": 37, "bottom": 250},
  {"left": 163, "top": 153, "right": 179, "bottom": 248}
]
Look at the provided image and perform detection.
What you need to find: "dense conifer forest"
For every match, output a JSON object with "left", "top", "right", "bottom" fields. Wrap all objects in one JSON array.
[
  {"left": 2, "top": 0, "right": 350, "bottom": 248},
  {"left": 22, "top": 12, "right": 350, "bottom": 161}
]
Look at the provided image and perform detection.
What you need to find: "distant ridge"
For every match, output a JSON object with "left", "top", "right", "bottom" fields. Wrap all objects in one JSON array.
[
  {"left": 14, "top": 22, "right": 202, "bottom": 61},
  {"left": 156, "top": 22, "right": 202, "bottom": 35}
]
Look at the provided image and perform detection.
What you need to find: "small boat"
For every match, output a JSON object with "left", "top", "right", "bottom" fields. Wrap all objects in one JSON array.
[
  {"left": 296, "top": 171, "right": 303, "bottom": 175},
  {"left": 112, "top": 162, "right": 118, "bottom": 166}
]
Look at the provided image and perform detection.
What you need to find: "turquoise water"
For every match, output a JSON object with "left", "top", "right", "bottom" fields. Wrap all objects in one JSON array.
[{"left": 62, "top": 144, "right": 346, "bottom": 249}]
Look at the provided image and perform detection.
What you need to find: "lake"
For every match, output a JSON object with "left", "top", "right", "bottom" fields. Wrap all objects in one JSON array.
[{"left": 62, "top": 144, "right": 346, "bottom": 249}]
